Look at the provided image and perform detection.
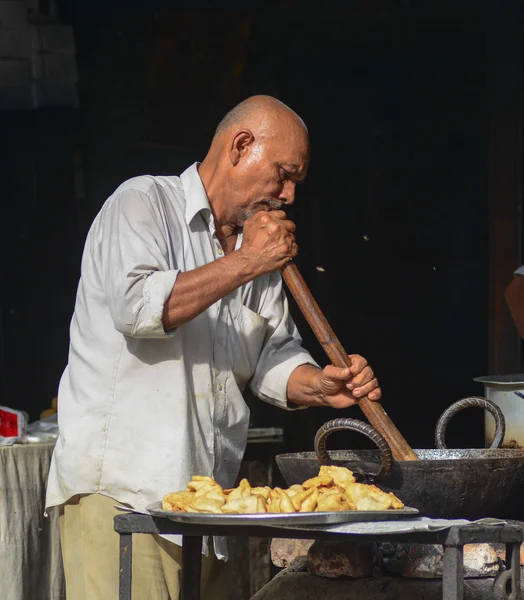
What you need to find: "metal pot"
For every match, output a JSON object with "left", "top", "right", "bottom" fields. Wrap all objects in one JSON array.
[
  {"left": 474, "top": 374, "right": 524, "bottom": 448},
  {"left": 276, "top": 397, "right": 524, "bottom": 520}
]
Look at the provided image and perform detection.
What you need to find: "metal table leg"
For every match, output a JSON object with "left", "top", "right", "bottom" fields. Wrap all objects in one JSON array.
[
  {"left": 119, "top": 533, "right": 133, "bottom": 600},
  {"left": 507, "top": 542, "right": 522, "bottom": 600},
  {"left": 493, "top": 542, "right": 522, "bottom": 600},
  {"left": 181, "top": 535, "right": 203, "bottom": 600},
  {"left": 442, "top": 544, "right": 464, "bottom": 600}
]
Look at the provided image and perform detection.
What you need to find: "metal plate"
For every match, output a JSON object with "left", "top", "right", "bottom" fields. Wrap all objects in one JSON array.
[{"left": 146, "top": 501, "right": 419, "bottom": 526}]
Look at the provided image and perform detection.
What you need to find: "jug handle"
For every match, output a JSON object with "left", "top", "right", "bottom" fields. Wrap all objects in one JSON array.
[{"left": 434, "top": 396, "right": 505, "bottom": 450}]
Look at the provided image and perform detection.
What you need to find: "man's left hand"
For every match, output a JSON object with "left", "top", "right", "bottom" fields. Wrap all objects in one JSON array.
[{"left": 319, "top": 354, "right": 381, "bottom": 409}]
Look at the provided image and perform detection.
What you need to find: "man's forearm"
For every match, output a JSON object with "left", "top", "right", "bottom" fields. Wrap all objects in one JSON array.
[
  {"left": 286, "top": 364, "right": 327, "bottom": 407},
  {"left": 162, "top": 251, "right": 255, "bottom": 329}
]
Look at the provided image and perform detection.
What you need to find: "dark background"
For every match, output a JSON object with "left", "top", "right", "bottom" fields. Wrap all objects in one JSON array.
[{"left": 2, "top": 0, "right": 521, "bottom": 452}]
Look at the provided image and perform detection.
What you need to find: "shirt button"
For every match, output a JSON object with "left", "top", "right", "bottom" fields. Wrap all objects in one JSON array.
[
  {"left": 218, "top": 383, "right": 223, "bottom": 391},
  {"left": 216, "top": 246, "right": 224, "bottom": 256}
]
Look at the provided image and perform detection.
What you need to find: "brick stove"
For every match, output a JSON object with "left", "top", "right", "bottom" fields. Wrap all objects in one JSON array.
[{"left": 249, "top": 526, "right": 524, "bottom": 600}]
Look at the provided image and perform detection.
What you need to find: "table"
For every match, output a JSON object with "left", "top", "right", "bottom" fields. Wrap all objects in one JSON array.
[
  {"left": 0, "top": 442, "right": 64, "bottom": 600},
  {"left": 114, "top": 513, "right": 523, "bottom": 600}
]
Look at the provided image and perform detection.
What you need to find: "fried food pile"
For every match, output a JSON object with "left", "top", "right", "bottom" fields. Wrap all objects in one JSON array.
[{"left": 162, "top": 466, "right": 404, "bottom": 515}]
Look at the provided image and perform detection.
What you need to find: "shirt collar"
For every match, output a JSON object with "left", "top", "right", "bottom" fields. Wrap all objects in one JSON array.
[{"left": 180, "top": 162, "right": 212, "bottom": 225}]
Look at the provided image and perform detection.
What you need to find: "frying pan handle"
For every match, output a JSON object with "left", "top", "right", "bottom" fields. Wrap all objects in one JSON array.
[
  {"left": 314, "top": 418, "right": 393, "bottom": 478},
  {"left": 434, "top": 396, "right": 506, "bottom": 450}
]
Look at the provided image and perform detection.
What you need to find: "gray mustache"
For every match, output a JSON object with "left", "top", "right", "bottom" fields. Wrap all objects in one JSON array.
[{"left": 264, "top": 199, "right": 284, "bottom": 210}]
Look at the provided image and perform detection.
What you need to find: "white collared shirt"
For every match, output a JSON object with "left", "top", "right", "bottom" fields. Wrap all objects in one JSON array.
[{"left": 46, "top": 163, "right": 317, "bottom": 537}]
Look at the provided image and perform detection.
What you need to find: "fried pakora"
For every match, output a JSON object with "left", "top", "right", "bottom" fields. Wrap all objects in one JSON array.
[{"left": 161, "top": 465, "right": 404, "bottom": 515}]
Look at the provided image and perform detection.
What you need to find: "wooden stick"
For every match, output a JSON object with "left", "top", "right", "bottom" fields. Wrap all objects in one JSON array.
[{"left": 282, "top": 263, "right": 418, "bottom": 461}]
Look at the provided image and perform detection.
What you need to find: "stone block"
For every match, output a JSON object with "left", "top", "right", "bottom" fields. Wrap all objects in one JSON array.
[
  {"left": 271, "top": 538, "right": 314, "bottom": 568},
  {"left": 307, "top": 540, "right": 376, "bottom": 579},
  {"left": 492, "top": 543, "right": 524, "bottom": 566},
  {"left": 399, "top": 543, "right": 500, "bottom": 579}
]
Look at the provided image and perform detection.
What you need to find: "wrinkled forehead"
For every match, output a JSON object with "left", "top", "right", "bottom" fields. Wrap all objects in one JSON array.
[{"left": 264, "top": 123, "right": 310, "bottom": 169}]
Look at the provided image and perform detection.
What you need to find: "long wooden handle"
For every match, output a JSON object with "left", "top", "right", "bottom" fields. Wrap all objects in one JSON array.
[{"left": 282, "top": 263, "right": 418, "bottom": 462}]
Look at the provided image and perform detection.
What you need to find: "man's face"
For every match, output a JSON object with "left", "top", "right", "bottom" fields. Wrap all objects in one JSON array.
[{"left": 229, "top": 125, "right": 310, "bottom": 224}]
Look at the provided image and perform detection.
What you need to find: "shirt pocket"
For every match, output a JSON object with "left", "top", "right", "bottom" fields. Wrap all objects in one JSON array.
[{"left": 230, "top": 304, "right": 269, "bottom": 390}]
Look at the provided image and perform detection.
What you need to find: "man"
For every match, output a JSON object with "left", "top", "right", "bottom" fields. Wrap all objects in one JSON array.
[{"left": 46, "top": 95, "right": 381, "bottom": 599}]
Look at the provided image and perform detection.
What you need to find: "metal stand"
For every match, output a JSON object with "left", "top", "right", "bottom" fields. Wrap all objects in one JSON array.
[
  {"left": 118, "top": 533, "right": 132, "bottom": 600},
  {"left": 441, "top": 525, "right": 522, "bottom": 600},
  {"left": 493, "top": 541, "right": 522, "bottom": 600},
  {"left": 443, "top": 545, "right": 464, "bottom": 599},
  {"left": 114, "top": 514, "right": 522, "bottom": 600},
  {"left": 181, "top": 535, "right": 203, "bottom": 600}
]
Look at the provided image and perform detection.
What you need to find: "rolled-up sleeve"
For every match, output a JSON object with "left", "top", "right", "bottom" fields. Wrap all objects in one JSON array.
[
  {"left": 94, "top": 189, "right": 180, "bottom": 338},
  {"left": 249, "top": 272, "right": 319, "bottom": 410}
]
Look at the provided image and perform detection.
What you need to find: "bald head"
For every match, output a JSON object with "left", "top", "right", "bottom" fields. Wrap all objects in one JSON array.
[
  {"left": 214, "top": 95, "right": 308, "bottom": 138},
  {"left": 199, "top": 95, "right": 310, "bottom": 228}
]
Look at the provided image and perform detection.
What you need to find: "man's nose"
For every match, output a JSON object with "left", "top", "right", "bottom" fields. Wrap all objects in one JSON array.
[{"left": 279, "top": 182, "right": 296, "bottom": 206}]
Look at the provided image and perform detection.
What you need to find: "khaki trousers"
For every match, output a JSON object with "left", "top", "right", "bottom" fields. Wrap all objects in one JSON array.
[{"left": 59, "top": 493, "right": 228, "bottom": 600}]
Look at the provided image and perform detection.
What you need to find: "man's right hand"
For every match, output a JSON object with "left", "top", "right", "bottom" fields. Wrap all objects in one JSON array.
[{"left": 238, "top": 210, "right": 298, "bottom": 277}]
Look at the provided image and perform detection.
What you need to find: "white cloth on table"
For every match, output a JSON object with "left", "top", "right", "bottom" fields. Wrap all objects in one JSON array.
[
  {"left": 282, "top": 517, "right": 476, "bottom": 535},
  {"left": 46, "top": 162, "right": 317, "bottom": 557},
  {"left": 320, "top": 517, "right": 507, "bottom": 535},
  {"left": 0, "top": 443, "right": 64, "bottom": 600}
]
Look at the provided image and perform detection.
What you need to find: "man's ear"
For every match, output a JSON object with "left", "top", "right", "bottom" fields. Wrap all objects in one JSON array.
[{"left": 229, "top": 130, "right": 254, "bottom": 166}]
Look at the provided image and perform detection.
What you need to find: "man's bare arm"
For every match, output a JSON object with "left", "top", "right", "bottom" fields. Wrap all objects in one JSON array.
[
  {"left": 162, "top": 253, "right": 254, "bottom": 329},
  {"left": 162, "top": 210, "right": 297, "bottom": 330}
]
